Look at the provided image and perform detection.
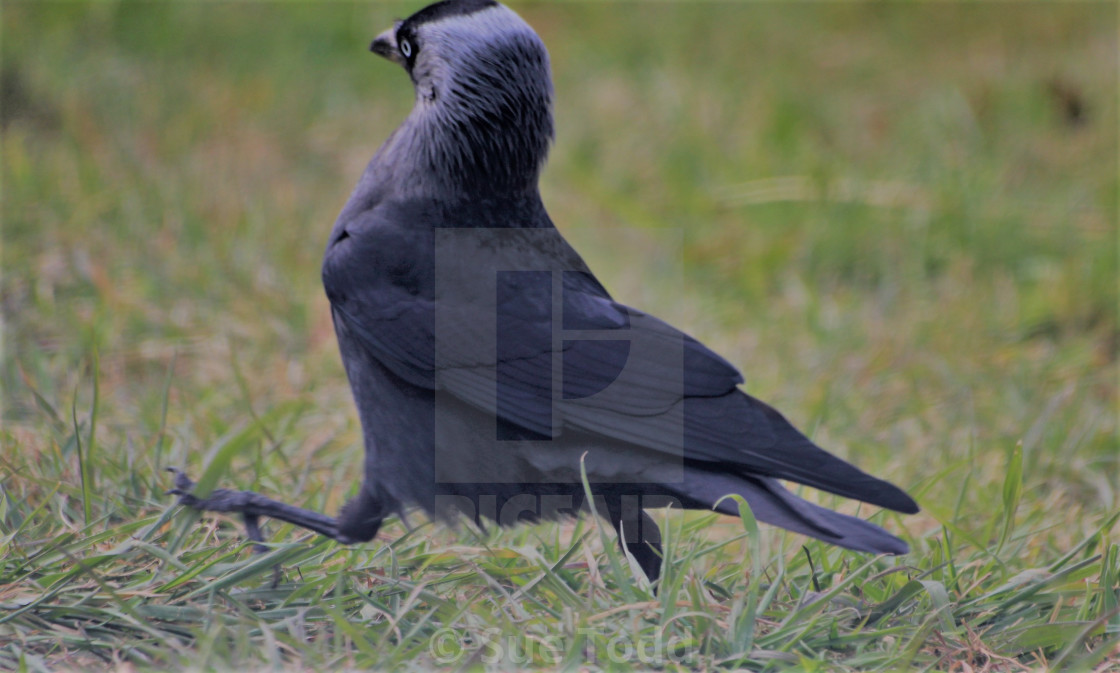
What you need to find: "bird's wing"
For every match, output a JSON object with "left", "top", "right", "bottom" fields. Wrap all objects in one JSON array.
[
  {"left": 323, "top": 208, "right": 743, "bottom": 416},
  {"left": 329, "top": 259, "right": 744, "bottom": 424},
  {"left": 323, "top": 213, "right": 917, "bottom": 513}
]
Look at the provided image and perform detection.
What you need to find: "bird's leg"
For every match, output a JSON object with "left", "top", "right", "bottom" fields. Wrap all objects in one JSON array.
[
  {"left": 166, "top": 467, "right": 342, "bottom": 541},
  {"left": 624, "top": 511, "right": 664, "bottom": 585},
  {"left": 607, "top": 503, "right": 663, "bottom": 586}
]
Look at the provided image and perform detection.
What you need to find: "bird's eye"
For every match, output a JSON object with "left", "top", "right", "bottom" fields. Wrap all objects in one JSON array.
[{"left": 400, "top": 39, "right": 413, "bottom": 58}]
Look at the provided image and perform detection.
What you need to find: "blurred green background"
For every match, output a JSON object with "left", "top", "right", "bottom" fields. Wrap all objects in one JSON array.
[{"left": 2, "top": 1, "right": 1117, "bottom": 669}]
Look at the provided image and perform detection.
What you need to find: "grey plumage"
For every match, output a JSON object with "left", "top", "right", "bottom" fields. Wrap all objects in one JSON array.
[{"left": 170, "top": 0, "right": 918, "bottom": 583}]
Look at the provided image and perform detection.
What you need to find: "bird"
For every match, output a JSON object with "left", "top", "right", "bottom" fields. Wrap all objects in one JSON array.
[{"left": 168, "top": 0, "right": 918, "bottom": 584}]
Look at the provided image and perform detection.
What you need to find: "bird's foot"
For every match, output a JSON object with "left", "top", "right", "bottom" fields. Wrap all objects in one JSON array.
[
  {"left": 165, "top": 467, "right": 257, "bottom": 514},
  {"left": 166, "top": 466, "right": 283, "bottom": 584},
  {"left": 165, "top": 466, "right": 201, "bottom": 506},
  {"left": 164, "top": 466, "right": 342, "bottom": 542}
]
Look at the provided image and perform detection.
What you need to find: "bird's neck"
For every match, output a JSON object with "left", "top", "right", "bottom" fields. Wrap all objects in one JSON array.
[
  {"left": 391, "top": 54, "right": 554, "bottom": 197},
  {"left": 416, "top": 103, "right": 551, "bottom": 194}
]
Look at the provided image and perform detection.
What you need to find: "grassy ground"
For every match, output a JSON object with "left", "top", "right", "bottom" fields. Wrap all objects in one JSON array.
[{"left": 2, "top": 1, "right": 1118, "bottom": 670}]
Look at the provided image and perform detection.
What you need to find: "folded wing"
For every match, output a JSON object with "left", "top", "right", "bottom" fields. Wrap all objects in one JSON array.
[{"left": 323, "top": 214, "right": 917, "bottom": 514}]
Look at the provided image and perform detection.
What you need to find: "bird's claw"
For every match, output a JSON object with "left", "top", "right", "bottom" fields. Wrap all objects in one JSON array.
[{"left": 165, "top": 467, "right": 199, "bottom": 504}]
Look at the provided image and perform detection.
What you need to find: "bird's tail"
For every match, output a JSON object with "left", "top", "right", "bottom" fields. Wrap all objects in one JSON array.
[{"left": 672, "top": 468, "right": 911, "bottom": 554}]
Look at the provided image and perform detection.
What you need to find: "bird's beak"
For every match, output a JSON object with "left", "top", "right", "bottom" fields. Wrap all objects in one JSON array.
[{"left": 370, "top": 24, "right": 405, "bottom": 65}]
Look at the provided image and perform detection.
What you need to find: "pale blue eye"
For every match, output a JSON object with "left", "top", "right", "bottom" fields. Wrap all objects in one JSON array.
[{"left": 400, "top": 39, "right": 413, "bottom": 58}]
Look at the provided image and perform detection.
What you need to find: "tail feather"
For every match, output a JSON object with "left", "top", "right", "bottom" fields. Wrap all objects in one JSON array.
[
  {"left": 674, "top": 468, "right": 911, "bottom": 554},
  {"left": 683, "top": 393, "right": 919, "bottom": 515}
]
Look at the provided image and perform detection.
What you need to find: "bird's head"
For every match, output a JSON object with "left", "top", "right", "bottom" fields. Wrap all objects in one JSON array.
[{"left": 369, "top": 0, "right": 554, "bottom": 196}]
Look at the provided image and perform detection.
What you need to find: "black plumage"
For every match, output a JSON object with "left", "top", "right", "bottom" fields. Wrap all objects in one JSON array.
[{"left": 169, "top": 0, "right": 917, "bottom": 583}]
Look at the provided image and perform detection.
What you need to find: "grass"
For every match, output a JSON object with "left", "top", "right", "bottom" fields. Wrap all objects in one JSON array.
[{"left": 2, "top": 1, "right": 1118, "bottom": 670}]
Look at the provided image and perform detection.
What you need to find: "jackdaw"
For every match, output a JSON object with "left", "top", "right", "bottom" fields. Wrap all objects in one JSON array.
[{"left": 169, "top": 0, "right": 918, "bottom": 582}]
